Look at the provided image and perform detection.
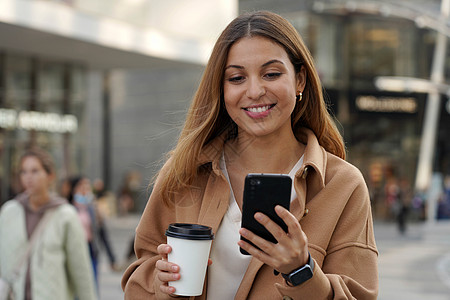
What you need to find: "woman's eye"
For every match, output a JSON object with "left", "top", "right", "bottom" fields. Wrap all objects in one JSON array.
[
  {"left": 227, "top": 76, "right": 245, "bottom": 83},
  {"left": 264, "top": 72, "right": 282, "bottom": 79}
]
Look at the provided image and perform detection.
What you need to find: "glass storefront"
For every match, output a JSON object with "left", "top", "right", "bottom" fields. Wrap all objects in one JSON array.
[
  {"left": 0, "top": 53, "right": 87, "bottom": 204},
  {"left": 289, "top": 13, "right": 450, "bottom": 219},
  {"left": 346, "top": 91, "right": 426, "bottom": 219},
  {"left": 349, "top": 17, "right": 420, "bottom": 87}
]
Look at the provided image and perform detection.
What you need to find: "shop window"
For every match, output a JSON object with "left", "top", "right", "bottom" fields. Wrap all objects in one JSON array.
[
  {"left": 68, "top": 66, "right": 87, "bottom": 177},
  {"left": 38, "top": 61, "right": 64, "bottom": 114},
  {"left": 349, "top": 17, "right": 416, "bottom": 88},
  {"left": 308, "top": 15, "right": 341, "bottom": 87},
  {"left": 5, "top": 54, "right": 31, "bottom": 110},
  {"left": 0, "top": 54, "right": 87, "bottom": 204}
]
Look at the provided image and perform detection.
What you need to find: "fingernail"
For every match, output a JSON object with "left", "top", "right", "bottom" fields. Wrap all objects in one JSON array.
[
  {"left": 171, "top": 265, "right": 178, "bottom": 272},
  {"left": 254, "top": 213, "right": 263, "bottom": 221}
]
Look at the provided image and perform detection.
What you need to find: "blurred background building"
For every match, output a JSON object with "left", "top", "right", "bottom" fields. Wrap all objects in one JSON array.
[
  {"left": 0, "top": 0, "right": 449, "bottom": 219},
  {"left": 0, "top": 0, "right": 237, "bottom": 211}
]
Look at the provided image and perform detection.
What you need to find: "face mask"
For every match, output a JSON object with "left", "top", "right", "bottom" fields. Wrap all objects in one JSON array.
[{"left": 74, "top": 194, "right": 88, "bottom": 205}]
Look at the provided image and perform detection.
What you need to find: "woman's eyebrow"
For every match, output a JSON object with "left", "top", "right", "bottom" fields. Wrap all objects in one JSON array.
[
  {"left": 262, "top": 59, "right": 284, "bottom": 67},
  {"left": 225, "top": 64, "right": 244, "bottom": 70},
  {"left": 225, "top": 59, "right": 284, "bottom": 70}
]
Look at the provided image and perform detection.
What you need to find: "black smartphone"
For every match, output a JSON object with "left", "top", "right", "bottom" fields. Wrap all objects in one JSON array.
[{"left": 240, "top": 173, "right": 292, "bottom": 255}]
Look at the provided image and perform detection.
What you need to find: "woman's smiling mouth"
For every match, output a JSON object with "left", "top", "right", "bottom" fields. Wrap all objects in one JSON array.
[{"left": 243, "top": 104, "right": 276, "bottom": 118}]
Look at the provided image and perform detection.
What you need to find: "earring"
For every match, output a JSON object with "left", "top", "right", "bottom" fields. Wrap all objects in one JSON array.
[{"left": 296, "top": 91, "right": 303, "bottom": 101}]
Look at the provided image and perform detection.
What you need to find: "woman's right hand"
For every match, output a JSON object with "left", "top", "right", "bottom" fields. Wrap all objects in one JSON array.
[{"left": 155, "top": 244, "right": 180, "bottom": 295}]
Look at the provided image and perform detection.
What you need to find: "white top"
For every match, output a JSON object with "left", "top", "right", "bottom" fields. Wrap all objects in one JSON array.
[{"left": 206, "top": 154, "right": 304, "bottom": 299}]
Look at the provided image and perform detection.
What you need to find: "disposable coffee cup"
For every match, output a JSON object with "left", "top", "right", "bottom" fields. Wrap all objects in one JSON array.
[{"left": 165, "top": 223, "right": 214, "bottom": 296}]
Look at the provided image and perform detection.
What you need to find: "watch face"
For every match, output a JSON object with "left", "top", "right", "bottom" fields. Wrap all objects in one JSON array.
[{"left": 290, "top": 265, "right": 313, "bottom": 286}]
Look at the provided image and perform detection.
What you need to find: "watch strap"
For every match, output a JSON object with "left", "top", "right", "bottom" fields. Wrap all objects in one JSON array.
[{"left": 281, "top": 252, "right": 314, "bottom": 286}]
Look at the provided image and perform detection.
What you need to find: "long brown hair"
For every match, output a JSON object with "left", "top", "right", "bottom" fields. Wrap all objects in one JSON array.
[{"left": 158, "top": 11, "right": 345, "bottom": 203}]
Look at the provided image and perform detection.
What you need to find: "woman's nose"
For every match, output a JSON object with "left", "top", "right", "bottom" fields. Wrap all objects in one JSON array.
[{"left": 245, "top": 77, "right": 265, "bottom": 100}]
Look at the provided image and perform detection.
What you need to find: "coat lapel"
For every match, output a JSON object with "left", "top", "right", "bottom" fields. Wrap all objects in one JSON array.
[
  {"left": 235, "top": 257, "right": 264, "bottom": 298},
  {"left": 197, "top": 173, "right": 230, "bottom": 235},
  {"left": 197, "top": 133, "right": 230, "bottom": 233}
]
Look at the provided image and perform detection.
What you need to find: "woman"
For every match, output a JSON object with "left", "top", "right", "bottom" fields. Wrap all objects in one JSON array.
[
  {"left": 122, "top": 11, "right": 378, "bottom": 299},
  {"left": 0, "top": 149, "right": 97, "bottom": 300},
  {"left": 68, "top": 176, "right": 118, "bottom": 280},
  {"left": 67, "top": 176, "right": 100, "bottom": 283}
]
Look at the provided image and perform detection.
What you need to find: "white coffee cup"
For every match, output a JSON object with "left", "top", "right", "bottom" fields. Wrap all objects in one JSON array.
[{"left": 166, "top": 223, "right": 214, "bottom": 296}]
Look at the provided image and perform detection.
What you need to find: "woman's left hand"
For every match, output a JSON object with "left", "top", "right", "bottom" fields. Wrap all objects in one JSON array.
[{"left": 238, "top": 205, "right": 309, "bottom": 274}]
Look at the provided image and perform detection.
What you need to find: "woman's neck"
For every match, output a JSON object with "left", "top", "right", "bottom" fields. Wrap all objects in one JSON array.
[
  {"left": 225, "top": 130, "right": 304, "bottom": 175},
  {"left": 28, "top": 192, "right": 51, "bottom": 211}
]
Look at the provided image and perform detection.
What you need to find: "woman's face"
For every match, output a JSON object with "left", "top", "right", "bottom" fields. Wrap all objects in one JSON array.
[
  {"left": 20, "top": 156, "right": 52, "bottom": 195},
  {"left": 223, "top": 36, "right": 305, "bottom": 139},
  {"left": 74, "top": 178, "right": 92, "bottom": 196}
]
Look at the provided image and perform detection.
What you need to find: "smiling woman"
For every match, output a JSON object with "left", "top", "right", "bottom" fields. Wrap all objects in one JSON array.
[{"left": 122, "top": 11, "right": 378, "bottom": 300}]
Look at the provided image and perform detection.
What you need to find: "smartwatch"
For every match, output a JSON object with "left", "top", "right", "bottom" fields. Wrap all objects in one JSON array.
[{"left": 281, "top": 253, "right": 314, "bottom": 286}]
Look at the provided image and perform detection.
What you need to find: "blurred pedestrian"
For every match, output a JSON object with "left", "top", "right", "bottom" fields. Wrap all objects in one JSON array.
[
  {"left": 92, "top": 178, "right": 120, "bottom": 271},
  {"left": 122, "top": 11, "right": 378, "bottom": 299},
  {"left": 437, "top": 175, "right": 450, "bottom": 219},
  {"left": 384, "top": 169, "right": 410, "bottom": 234},
  {"left": 93, "top": 178, "right": 117, "bottom": 218},
  {"left": 68, "top": 176, "right": 119, "bottom": 278},
  {"left": 397, "top": 178, "right": 412, "bottom": 233},
  {"left": 0, "top": 148, "right": 97, "bottom": 300},
  {"left": 117, "top": 171, "right": 142, "bottom": 216},
  {"left": 58, "top": 177, "right": 71, "bottom": 199},
  {"left": 68, "top": 176, "right": 100, "bottom": 283}
]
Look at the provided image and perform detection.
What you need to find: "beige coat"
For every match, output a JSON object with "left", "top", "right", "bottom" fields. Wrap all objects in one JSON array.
[
  {"left": 0, "top": 199, "right": 97, "bottom": 300},
  {"left": 122, "top": 128, "right": 378, "bottom": 299}
]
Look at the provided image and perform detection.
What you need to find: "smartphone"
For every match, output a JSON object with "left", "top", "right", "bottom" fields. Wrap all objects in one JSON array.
[{"left": 240, "top": 173, "right": 292, "bottom": 255}]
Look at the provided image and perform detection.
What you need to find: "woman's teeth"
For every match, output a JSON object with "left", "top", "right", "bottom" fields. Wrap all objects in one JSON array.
[{"left": 246, "top": 105, "right": 271, "bottom": 113}]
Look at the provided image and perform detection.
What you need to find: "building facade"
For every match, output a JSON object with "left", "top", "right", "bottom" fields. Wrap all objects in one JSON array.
[
  {"left": 0, "top": 0, "right": 237, "bottom": 208},
  {"left": 0, "top": 54, "right": 86, "bottom": 200},
  {"left": 239, "top": 0, "right": 450, "bottom": 218},
  {"left": 1, "top": 0, "right": 449, "bottom": 219}
]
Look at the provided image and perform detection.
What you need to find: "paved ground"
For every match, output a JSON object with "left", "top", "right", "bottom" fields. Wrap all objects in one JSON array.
[
  {"left": 97, "top": 215, "right": 450, "bottom": 300},
  {"left": 98, "top": 215, "right": 139, "bottom": 300},
  {"left": 375, "top": 220, "right": 450, "bottom": 300}
]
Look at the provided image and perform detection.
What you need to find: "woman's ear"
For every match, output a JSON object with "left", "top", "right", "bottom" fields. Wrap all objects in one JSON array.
[{"left": 296, "top": 66, "right": 307, "bottom": 92}]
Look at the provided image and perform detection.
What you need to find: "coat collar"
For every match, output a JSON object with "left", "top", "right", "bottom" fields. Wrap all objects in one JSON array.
[
  {"left": 197, "top": 127, "right": 327, "bottom": 219},
  {"left": 198, "top": 127, "right": 326, "bottom": 191},
  {"left": 197, "top": 132, "right": 228, "bottom": 177},
  {"left": 295, "top": 127, "right": 326, "bottom": 189}
]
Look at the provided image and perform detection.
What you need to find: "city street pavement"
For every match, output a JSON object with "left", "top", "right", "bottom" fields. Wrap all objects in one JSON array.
[
  {"left": 97, "top": 214, "right": 450, "bottom": 300},
  {"left": 98, "top": 214, "right": 140, "bottom": 300},
  {"left": 376, "top": 220, "right": 450, "bottom": 300}
]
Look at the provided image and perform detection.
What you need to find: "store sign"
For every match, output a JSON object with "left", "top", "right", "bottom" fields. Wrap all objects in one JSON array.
[
  {"left": 0, "top": 109, "right": 78, "bottom": 133},
  {"left": 356, "top": 95, "right": 417, "bottom": 113}
]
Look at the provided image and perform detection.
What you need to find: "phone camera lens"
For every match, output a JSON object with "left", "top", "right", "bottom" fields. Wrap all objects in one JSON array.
[{"left": 250, "top": 179, "right": 261, "bottom": 185}]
